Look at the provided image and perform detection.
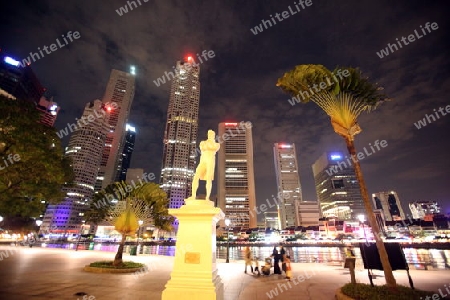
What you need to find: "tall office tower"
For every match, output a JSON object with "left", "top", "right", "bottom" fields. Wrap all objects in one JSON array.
[
  {"left": 409, "top": 201, "right": 441, "bottom": 219},
  {"left": 116, "top": 124, "right": 136, "bottom": 181},
  {"left": 312, "top": 152, "right": 365, "bottom": 220},
  {"left": 372, "top": 191, "right": 406, "bottom": 221},
  {"left": 40, "top": 100, "right": 110, "bottom": 234},
  {"left": 160, "top": 58, "right": 200, "bottom": 209},
  {"left": 1, "top": 52, "right": 60, "bottom": 126},
  {"left": 217, "top": 121, "right": 256, "bottom": 229},
  {"left": 96, "top": 69, "right": 136, "bottom": 191},
  {"left": 0, "top": 53, "right": 45, "bottom": 104},
  {"left": 273, "top": 143, "right": 303, "bottom": 228},
  {"left": 295, "top": 201, "right": 320, "bottom": 227}
]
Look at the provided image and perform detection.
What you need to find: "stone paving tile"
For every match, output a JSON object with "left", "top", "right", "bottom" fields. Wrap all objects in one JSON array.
[{"left": 1, "top": 246, "right": 450, "bottom": 300}]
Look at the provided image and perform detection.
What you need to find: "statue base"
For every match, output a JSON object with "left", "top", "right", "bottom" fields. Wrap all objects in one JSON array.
[{"left": 161, "top": 199, "right": 224, "bottom": 300}]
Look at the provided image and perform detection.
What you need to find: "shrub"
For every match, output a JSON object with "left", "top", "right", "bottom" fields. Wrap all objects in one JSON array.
[{"left": 341, "top": 283, "right": 434, "bottom": 300}]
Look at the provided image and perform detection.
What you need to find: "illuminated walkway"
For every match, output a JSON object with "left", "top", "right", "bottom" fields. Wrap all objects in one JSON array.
[{"left": 0, "top": 246, "right": 449, "bottom": 300}]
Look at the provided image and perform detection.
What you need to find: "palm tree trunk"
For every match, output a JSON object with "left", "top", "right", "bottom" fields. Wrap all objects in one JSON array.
[
  {"left": 344, "top": 137, "right": 397, "bottom": 288},
  {"left": 113, "top": 234, "right": 127, "bottom": 266}
]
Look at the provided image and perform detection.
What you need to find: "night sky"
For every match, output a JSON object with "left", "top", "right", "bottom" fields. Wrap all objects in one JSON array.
[{"left": 1, "top": 0, "right": 449, "bottom": 217}]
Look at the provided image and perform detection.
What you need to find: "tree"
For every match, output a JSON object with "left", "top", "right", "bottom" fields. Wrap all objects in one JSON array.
[
  {"left": 85, "top": 181, "right": 174, "bottom": 266},
  {"left": 0, "top": 95, "right": 74, "bottom": 227},
  {"left": 277, "top": 65, "right": 397, "bottom": 288}
]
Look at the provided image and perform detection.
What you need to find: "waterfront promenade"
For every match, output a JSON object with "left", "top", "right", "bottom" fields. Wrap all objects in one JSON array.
[{"left": 0, "top": 246, "right": 449, "bottom": 299}]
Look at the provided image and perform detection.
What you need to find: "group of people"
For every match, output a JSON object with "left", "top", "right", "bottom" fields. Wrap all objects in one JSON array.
[{"left": 243, "top": 245, "right": 292, "bottom": 280}]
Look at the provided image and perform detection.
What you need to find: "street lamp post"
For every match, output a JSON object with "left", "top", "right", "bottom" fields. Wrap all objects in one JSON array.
[
  {"left": 225, "top": 219, "right": 230, "bottom": 263},
  {"left": 137, "top": 220, "right": 143, "bottom": 255}
]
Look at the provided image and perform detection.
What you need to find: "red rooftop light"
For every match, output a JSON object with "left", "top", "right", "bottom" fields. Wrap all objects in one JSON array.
[{"left": 225, "top": 122, "right": 237, "bottom": 126}]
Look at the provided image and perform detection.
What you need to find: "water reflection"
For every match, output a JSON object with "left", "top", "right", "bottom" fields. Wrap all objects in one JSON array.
[{"left": 42, "top": 243, "right": 450, "bottom": 269}]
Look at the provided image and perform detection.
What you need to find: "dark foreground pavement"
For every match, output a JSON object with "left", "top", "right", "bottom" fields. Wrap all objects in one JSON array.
[{"left": 0, "top": 246, "right": 449, "bottom": 300}]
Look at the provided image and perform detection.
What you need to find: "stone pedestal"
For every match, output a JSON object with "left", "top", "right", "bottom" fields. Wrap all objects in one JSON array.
[{"left": 161, "top": 199, "right": 224, "bottom": 300}]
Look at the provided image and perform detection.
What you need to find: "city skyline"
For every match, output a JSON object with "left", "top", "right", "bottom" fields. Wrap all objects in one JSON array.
[{"left": 0, "top": 0, "right": 448, "bottom": 213}]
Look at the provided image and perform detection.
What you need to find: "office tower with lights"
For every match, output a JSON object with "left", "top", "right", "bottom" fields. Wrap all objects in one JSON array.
[
  {"left": 273, "top": 143, "right": 303, "bottom": 228},
  {"left": 295, "top": 201, "right": 320, "bottom": 227},
  {"left": 96, "top": 69, "right": 136, "bottom": 190},
  {"left": 312, "top": 152, "right": 364, "bottom": 220},
  {"left": 409, "top": 201, "right": 441, "bottom": 219},
  {"left": 1, "top": 52, "right": 60, "bottom": 126},
  {"left": 41, "top": 100, "right": 110, "bottom": 234},
  {"left": 372, "top": 191, "right": 406, "bottom": 221},
  {"left": 116, "top": 124, "right": 136, "bottom": 181},
  {"left": 0, "top": 52, "right": 45, "bottom": 103},
  {"left": 36, "top": 95, "right": 60, "bottom": 127},
  {"left": 160, "top": 58, "right": 200, "bottom": 209},
  {"left": 217, "top": 121, "right": 256, "bottom": 229}
]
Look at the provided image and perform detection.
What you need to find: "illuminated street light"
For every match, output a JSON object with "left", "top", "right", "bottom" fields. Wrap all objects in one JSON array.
[{"left": 225, "top": 219, "right": 231, "bottom": 263}]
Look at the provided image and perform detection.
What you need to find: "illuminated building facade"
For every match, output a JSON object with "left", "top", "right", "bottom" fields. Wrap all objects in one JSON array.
[
  {"left": 409, "top": 201, "right": 441, "bottom": 219},
  {"left": 160, "top": 58, "right": 200, "bottom": 209},
  {"left": 41, "top": 100, "right": 110, "bottom": 234},
  {"left": 96, "top": 69, "right": 136, "bottom": 190},
  {"left": 372, "top": 191, "right": 406, "bottom": 221},
  {"left": 1, "top": 52, "right": 60, "bottom": 126},
  {"left": 312, "top": 152, "right": 364, "bottom": 220},
  {"left": 0, "top": 53, "right": 44, "bottom": 104},
  {"left": 217, "top": 121, "right": 256, "bottom": 229},
  {"left": 273, "top": 143, "right": 303, "bottom": 228},
  {"left": 295, "top": 201, "right": 320, "bottom": 227},
  {"left": 36, "top": 95, "right": 60, "bottom": 127},
  {"left": 116, "top": 124, "right": 136, "bottom": 181}
]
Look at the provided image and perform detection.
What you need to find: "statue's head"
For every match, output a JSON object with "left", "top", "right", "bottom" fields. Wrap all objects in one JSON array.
[{"left": 208, "top": 130, "right": 215, "bottom": 139}]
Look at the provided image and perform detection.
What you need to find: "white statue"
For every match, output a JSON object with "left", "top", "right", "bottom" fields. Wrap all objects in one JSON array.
[{"left": 190, "top": 130, "right": 220, "bottom": 200}]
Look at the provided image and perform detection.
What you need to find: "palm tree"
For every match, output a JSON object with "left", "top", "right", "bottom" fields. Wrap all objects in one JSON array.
[
  {"left": 85, "top": 181, "right": 174, "bottom": 266},
  {"left": 277, "top": 64, "right": 397, "bottom": 288}
]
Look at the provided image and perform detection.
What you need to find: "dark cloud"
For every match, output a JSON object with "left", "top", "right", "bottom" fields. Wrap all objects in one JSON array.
[{"left": 1, "top": 0, "right": 449, "bottom": 215}]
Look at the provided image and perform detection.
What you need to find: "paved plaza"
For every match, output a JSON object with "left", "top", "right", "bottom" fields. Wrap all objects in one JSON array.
[{"left": 0, "top": 246, "right": 449, "bottom": 300}]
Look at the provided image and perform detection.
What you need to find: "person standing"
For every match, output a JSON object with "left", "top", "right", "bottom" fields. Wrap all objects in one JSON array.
[
  {"left": 244, "top": 246, "right": 253, "bottom": 274},
  {"left": 284, "top": 255, "right": 292, "bottom": 281},
  {"left": 253, "top": 256, "right": 261, "bottom": 276},
  {"left": 280, "top": 245, "right": 286, "bottom": 274},
  {"left": 272, "top": 246, "right": 282, "bottom": 274}
]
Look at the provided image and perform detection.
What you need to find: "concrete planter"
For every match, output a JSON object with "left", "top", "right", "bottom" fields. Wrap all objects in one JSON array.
[{"left": 83, "top": 265, "right": 145, "bottom": 274}]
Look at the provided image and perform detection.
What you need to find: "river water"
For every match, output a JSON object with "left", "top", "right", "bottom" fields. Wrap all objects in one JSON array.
[{"left": 45, "top": 243, "right": 450, "bottom": 270}]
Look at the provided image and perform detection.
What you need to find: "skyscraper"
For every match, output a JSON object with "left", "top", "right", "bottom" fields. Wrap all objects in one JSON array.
[
  {"left": 409, "top": 201, "right": 441, "bottom": 219},
  {"left": 96, "top": 69, "right": 135, "bottom": 191},
  {"left": 41, "top": 100, "right": 110, "bottom": 234},
  {"left": 1, "top": 52, "right": 60, "bottom": 127},
  {"left": 372, "top": 191, "right": 406, "bottom": 221},
  {"left": 160, "top": 58, "right": 200, "bottom": 209},
  {"left": 0, "top": 53, "right": 44, "bottom": 104},
  {"left": 217, "top": 121, "right": 256, "bottom": 229},
  {"left": 273, "top": 143, "right": 303, "bottom": 228},
  {"left": 312, "top": 152, "right": 364, "bottom": 220},
  {"left": 116, "top": 124, "right": 136, "bottom": 182}
]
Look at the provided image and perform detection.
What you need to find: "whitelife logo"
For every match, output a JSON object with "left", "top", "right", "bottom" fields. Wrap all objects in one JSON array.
[
  {"left": 17, "top": 31, "right": 81, "bottom": 67},
  {"left": 250, "top": 0, "right": 313, "bottom": 35},
  {"left": 413, "top": 104, "right": 450, "bottom": 129},
  {"left": 376, "top": 22, "right": 438, "bottom": 59},
  {"left": 287, "top": 69, "right": 350, "bottom": 106}
]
